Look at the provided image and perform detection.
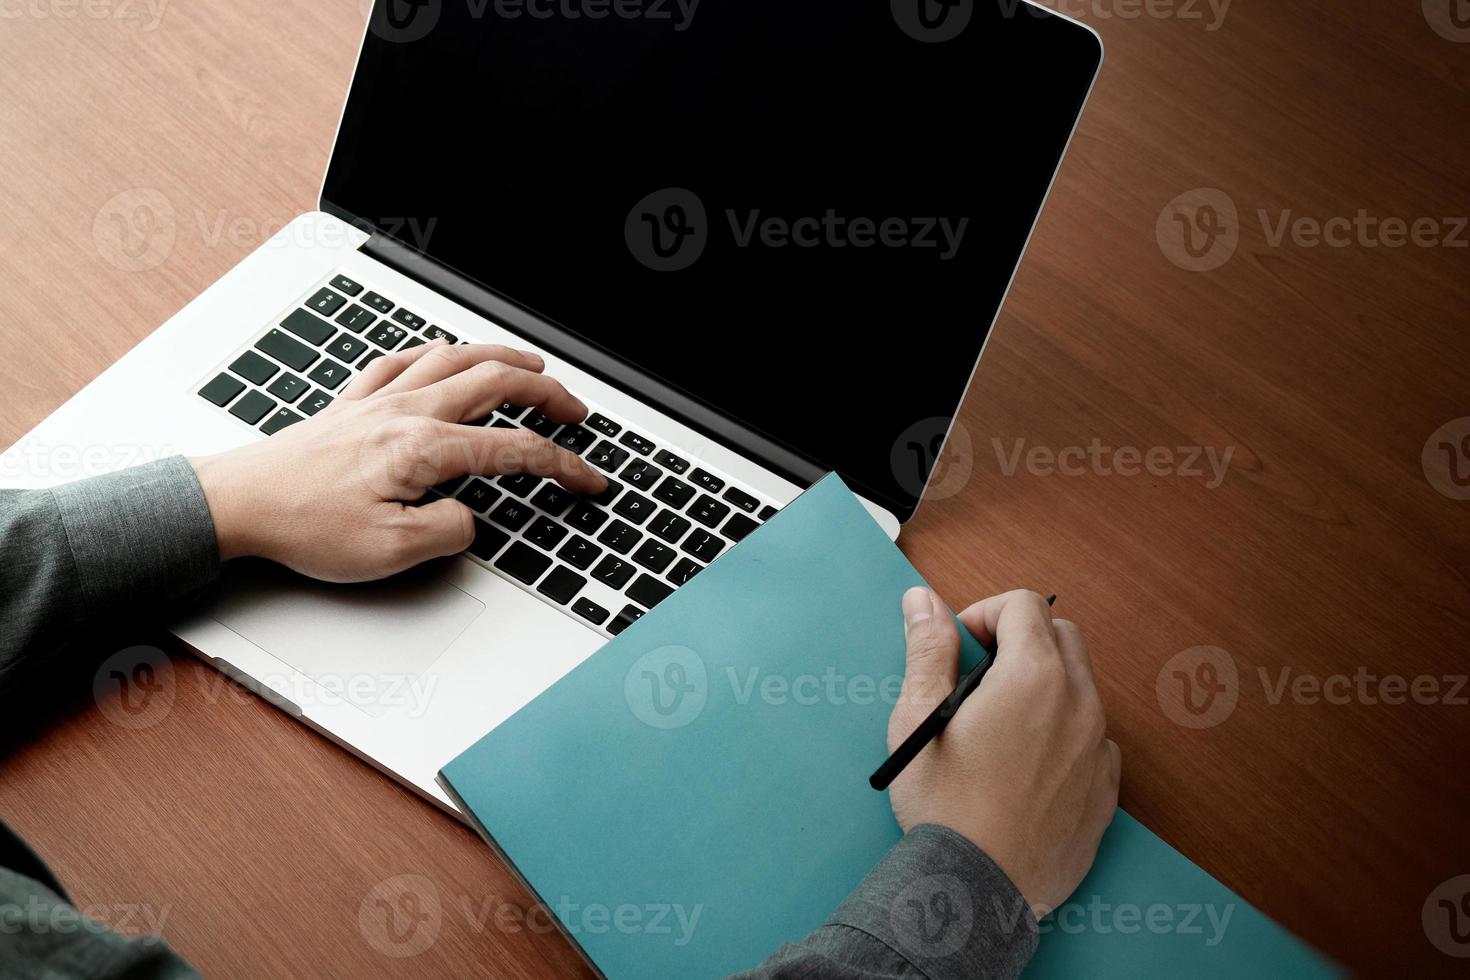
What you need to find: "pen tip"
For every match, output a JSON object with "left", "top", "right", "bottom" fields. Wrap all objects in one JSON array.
[{"left": 1046, "top": 594, "right": 1057, "bottom": 606}]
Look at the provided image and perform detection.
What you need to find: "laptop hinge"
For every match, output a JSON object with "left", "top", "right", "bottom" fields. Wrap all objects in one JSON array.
[{"left": 356, "top": 231, "right": 825, "bottom": 490}]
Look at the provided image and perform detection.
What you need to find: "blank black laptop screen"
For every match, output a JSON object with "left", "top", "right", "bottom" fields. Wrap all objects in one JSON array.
[{"left": 324, "top": 0, "right": 1100, "bottom": 520}]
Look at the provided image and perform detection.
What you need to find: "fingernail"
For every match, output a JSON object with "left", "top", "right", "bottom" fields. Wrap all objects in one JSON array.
[
  {"left": 521, "top": 349, "right": 545, "bottom": 369},
  {"left": 902, "top": 587, "right": 932, "bottom": 628}
]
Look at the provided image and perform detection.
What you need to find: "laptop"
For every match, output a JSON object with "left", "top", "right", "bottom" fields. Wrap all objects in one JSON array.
[{"left": 2, "top": 0, "right": 1101, "bottom": 812}]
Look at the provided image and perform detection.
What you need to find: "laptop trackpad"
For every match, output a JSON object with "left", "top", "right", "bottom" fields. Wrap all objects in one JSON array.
[{"left": 207, "top": 560, "right": 484, "bottom": 718}]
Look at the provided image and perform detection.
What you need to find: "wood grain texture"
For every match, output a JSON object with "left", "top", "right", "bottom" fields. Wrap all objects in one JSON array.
[{"left": 1, "top": 1, "right": 1467, "bottom": 976}]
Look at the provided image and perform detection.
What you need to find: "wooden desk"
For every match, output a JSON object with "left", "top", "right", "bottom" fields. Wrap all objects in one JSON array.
[{"left": 2, "top": 2, "right": 1467, "bottom": 976}]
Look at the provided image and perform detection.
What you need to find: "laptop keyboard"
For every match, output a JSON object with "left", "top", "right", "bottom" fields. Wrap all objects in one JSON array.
[{"left": 195, "top": 273, "right": 783, "bottom": 638}]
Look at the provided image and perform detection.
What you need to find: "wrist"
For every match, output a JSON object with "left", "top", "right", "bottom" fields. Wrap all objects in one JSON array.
[{"left": 188, "top": 453, "right": 259, "bottom": 562}]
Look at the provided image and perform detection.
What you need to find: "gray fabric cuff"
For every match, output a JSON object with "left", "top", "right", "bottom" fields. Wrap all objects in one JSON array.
[
  {"left": 48, "top": 456, "right": 220, "bottom": 609},
  {"left": 827, "top": 824, "right": 1039, "bottom": 980}
]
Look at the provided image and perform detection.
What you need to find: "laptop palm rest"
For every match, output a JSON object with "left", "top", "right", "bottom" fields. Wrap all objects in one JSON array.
[{"left": 205, "top": 560, "right": 484, "bottom": 718}]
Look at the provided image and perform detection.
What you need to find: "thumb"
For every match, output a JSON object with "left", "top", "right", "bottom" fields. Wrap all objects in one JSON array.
[
  {"left": 391, "top": 498, "right": 476, "bottom": 571},
  {"left": 890, "top": 587, "right": 960, "bottom": 747}
]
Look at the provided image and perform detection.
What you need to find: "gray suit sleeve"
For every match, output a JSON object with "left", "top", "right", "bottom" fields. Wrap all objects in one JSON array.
[
  {"left": 0, "top": 456, "right": 220, "bottom": 699},
  {"left": 734, "top": 824, "right": 1039, "bottom": 980}
]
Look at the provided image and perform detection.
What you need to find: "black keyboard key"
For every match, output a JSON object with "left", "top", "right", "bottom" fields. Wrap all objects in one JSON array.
[
  {"left": 433, "top": 477, "right": 465, "bottom": 497},
  {"left": 588, "top": 478, "right": 622, "bottom": 508},
  {"left": 530, "top": 484, "right": 576, "bottom": 515},
  {"left": 498, "top": 473, "right": 543, "bottom": 498},
  {"left": 494, "top": 541, "right": 552, "bottom": 584},
  {"left": 613, "top": 491, "right": 655, "bottom": 525},
  {"left": 260, "top": 408, "right": 304, "bottom": 435},
  {"left": 631, "top": 540, "right": 676, "bottom": 574},
  {"left": 300, "top": 390, "right": 334, "bottom": 416},
  {"left": 537, "top": 566, "right": 586, "bottom": 605},
  {"left": 365, "top": 321, "right": 409, "bottom": 350},
  {"left": 522, "top": 410, "right": 560, "bottom": 438},
  {"left": 759, "top": 504, "right": 779, "bottom": 521},
  {"left": 572, "top": 597, "right": 610, "bottom": 626},
  {"left": 282, "top": 308, "right": 336, "bottom": 346},
  {"left": 557, "top": 535, "right": 602, "bottom": 570},
  {"left": 586, "top": 412, "right": 621, "bottom": 437},
  {"left": 649, "top": 510, "right": 692, "bottom": 544},
  {"left": 305, "top": 287, "right": 347, "bottom": 318},
  {"left": 724, "top": 512, "right": 760, "bottom": 543},
  {"left": 681, "top": 530, "right": 726, "bottom": 563},
  {"left": 265, "top": 372, "right": 308, "bottom": 403},
  {"left": 392, "top": 308, "right": 427, "bottom": 331},
  {"left": 723, "top": 486, "right": 760, "bottom": 513},
  {"left": 553, "top": 424, "right": 596, "bottom": 454},
  {"left": 609, "top": 605, "right": 645, "bottom": 636},
  {"left": 198, "top": 373, "right": 245, "bottom": 407},
  {"left": 618, "top": 430, "right": 655, "bottom": 456},
  {"left": 325, "top": 333, "right": 369, "bottom": 364},
  {"left": 307, "top": 358, "right": 351, "bottom": 391},
  {"left": 653, "top": 475, "right": 696, "bottom": 509},
  {"left": 457, "top": 478, "right": 502, "bottom": 513},
  {"left": 358, "top": 350, "right": 385, "bottom": 370},
  {"left": 597, "top": 519, "right": 643, "bottom": 554},
  {"left": 402, "top": 336, "right": 426, "bottom": 350},
  {"left": 627, "top": 574, "right": 674, "bottom": 609},
  {"left": 490, "top": 417, "right": 517, "bottom": 429},
  {"left": 489, "top": 498, "right": 534, "bottom": 532},
  {"left": 654, "top": 449, "right": 690, "bottom": 475},
  {"left": 256, "top": 329, "right": 319, "bottom": 372},
  {"left": 566, "top": 501, "right": 609, "bottom": 534},
  {"left": 329, "top": 274, "right": 363, "bottom": 296},
  {"left": 667, "top": 557, "right": 702, "bottom": 586},
  {"left": 689, "top": 494, "right": 731, "bottom": 528},
  {"left": 362, "top": 291, "right": 394, "bottom": 314},
  {"left": 468, "top": 521, "right": 510, "bottom": 561},
  {"left": 620, "top": 459, "right": 659, "bottom": 491},
  {"left": 499, "top": 402, "right": 528, "bottom": 419},
  {"left": 524, "top": 517, "right": 568, "bottom": 551},
  {"left": 587, "top": 440, "right": 630, "bottom": 473},
  {"left": 690, "top": 468, "right": 725, "bottom": 493},
  {"left": 228, "top": 389, "right": 275, "bottom": 425},
  {"left": 423, "top": 325, "right": 458, "bottom": 343},
  {"left": 592, "top": 555, "right": 636, "bottom": 589},
  {"left": 335, "top": 304, "right": 376, "bottom": 333},
  {"left": 230, "top": 350, "right": 278, "bottom": 385}
]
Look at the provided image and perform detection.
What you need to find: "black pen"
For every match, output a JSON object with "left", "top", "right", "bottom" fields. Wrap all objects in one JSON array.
[{"left": 869, "top": 594, "right": 1056, "bottom": 791}]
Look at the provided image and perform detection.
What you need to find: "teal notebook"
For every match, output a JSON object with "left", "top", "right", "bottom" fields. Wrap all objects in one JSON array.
[{"left": 440, "top": 474, "right": 1337, "bottom": 979}]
